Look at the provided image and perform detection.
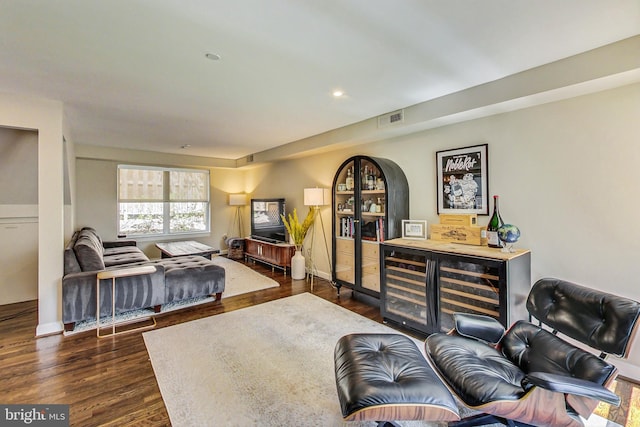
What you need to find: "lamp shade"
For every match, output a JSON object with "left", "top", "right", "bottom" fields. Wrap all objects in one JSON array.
[
  {"left": 304, "top": 188, "right": 330, "bottom": 206},
  {"left": 228, "top": 193, "right": 247, "bottom": 206}
]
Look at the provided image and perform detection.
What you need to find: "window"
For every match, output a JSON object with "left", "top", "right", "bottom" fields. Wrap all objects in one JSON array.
[{"left": 118, "top": 165, "right": 210, "bottom": 236}]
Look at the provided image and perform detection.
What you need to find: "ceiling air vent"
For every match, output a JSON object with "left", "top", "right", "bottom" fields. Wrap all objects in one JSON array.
[{"left": 377, "top": 109, "right": 404, "bottom": 128}]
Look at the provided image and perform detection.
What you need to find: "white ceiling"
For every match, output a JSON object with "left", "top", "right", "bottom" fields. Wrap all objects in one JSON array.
[{"left": 1, "top": 1, "right": 638, "bottom": 160}]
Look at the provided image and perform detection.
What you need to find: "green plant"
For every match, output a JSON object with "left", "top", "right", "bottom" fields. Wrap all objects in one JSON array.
[{"left": 281, "top": 208, "right": 315, "bottom": 250}]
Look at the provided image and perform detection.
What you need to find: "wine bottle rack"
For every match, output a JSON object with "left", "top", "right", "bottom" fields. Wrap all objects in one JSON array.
[
  {"left": 437, "top": 256, "right": 503, "bottom": 333},
  {"left": 380, "top": 239, "right": 531, "bottom": 335},
  {"left": 382, "top": 251, "right": 432, "bottom": 328}
]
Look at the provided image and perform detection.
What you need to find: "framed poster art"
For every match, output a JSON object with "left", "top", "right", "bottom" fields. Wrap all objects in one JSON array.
[{"left": 436, "top": 144, "right": 488, "bottom": 215}]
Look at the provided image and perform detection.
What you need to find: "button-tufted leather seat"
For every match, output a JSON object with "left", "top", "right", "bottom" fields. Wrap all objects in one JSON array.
[
  {"left": 526, "top": 278, "right": 640, "bottom": 357},
  {"left": 334, "top": 333, "right": 460, "bottom": 424},
  {"left": 425, "top": 278, "right": 640, "bottom": 427}
]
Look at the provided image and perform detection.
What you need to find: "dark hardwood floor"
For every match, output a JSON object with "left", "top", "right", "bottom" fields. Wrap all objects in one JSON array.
[{"left": 0, "top": 259, "right": 637, "bottom": 426}]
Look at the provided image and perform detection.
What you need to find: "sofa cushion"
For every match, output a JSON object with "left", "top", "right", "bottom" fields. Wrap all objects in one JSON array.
[
  {"left": 103, "top": 244, "right": 150, "bottom": 267},
  {"left": 64, "top": 247, "right": 82, "bottom": 275},
  {"left": 104, "top": 251, "right": 150, "bottom": 267},
  {"left": 80, "top": 227, "right": 103, "bottom": 248},
  {"left": 74, "top": 232, "right": 105, "bottom": 271},
  {"left": 103, "top": 245, "right": 145, "bottom": 256},
  {"left": 78, "top": 228, "right": 104, "bottom": 252},
  {"left": 64, "top": 231, "right": 82, "bottom": 275}
]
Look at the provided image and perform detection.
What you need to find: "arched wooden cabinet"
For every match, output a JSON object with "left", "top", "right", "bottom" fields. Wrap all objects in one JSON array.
[{"left": 332, "top": 156, "right": 409, "bottom": 297}]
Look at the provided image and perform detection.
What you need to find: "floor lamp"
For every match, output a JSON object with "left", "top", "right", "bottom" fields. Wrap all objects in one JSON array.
[
  {"left": 228, "top": 193, "right": 247, "bottom": 238},
  {"left": 303, "top": 187, "right": 331, "bottom": 291}
]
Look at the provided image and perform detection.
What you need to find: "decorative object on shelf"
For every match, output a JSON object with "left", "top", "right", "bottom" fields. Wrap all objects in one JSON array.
[
  {"left": 439, "top": 213, "right": 477, "bottom": 226},
  {"left": 498, "top": 224, "right": 521, "bottom": 253},
  {"left": 486, "top": 194, "right": 504, "bottom": 248},
  {"left": 430, "top": 223, "right": 486, "bottom": 246},
  {"left": 281, "top": 207, "right": 315, "bottom": 280},
  {"left": 345, "top": 167, "right": 354, "bottom": 190},
  {"left": 431, "top": 213, "right": 485, "bottom": 246},
  {"left": 436, "top": 144, "right": 488, "bottom": 215},
  {"left": 228, "top": 193, "right": 247, "bottom": 237},
  {"left": 304, "top": 187, "right": 331, "bottom": 289},
  {"left": 401, "top": 220, "right": 427, "bottom": 240}
]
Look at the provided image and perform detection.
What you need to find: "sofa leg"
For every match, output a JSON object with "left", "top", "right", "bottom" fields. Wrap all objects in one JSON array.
[
  {"left": 153, "top": 305, "right": 162, "bottom": 313},
  {"left": 64, "top": 322, "right": 75, "bottom": 332},
  {"left": 214, "top": 292, "right": 223, "bottom": 301}
]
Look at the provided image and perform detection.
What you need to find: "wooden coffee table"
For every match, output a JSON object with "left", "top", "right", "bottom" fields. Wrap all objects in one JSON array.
[{"left": 155, "top": 240, "right": 218, "bottom": 260}]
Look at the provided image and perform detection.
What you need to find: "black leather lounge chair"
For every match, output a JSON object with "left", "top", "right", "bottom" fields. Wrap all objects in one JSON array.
[{"left": 425, "top": 278, "right": 640, "bottom": 427}]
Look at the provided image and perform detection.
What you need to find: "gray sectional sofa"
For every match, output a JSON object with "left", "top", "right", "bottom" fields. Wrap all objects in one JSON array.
[{"left": 63, "top": 227, "right": 225, "bottom": 331}]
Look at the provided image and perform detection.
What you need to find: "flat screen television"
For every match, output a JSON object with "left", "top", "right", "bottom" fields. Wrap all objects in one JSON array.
[{"left": 250, "top": 198, "right": 286, "bottom": 243}]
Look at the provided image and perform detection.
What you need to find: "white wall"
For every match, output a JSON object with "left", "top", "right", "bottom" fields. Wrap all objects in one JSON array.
[
  {"left": 255, "top": 83, "right": 640, "bottom": 298},
  {"left": 0, "top": 128, "right": 38, "bottom": 204},
  {"left": 75, "top": 155, "right": 246, "bottom": 257},
  {"left": 63, "top": 139, "right": 77, "bottom": 242},
  {"left": 0, "top": 128, "right": 39, "bottom": 304},
  {"left": 246, "top": 83, "right": 640, "bottom": 378},
  {"left": 0, "top": 92, "right": 64, "bottom": 336}
]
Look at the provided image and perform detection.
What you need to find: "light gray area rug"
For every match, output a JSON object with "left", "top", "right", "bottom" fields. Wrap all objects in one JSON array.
[
  {"left": 66, "top": 257, "right": 278, "bottom": 335},
  {"left": 144, "top": 293, "right": 428, "bottom": 426},
  {"left": 209, "top": 256, "right": 279, "bottom": 298},
  {"left": 143, "top": 293, "right": 620, "bottom": 427}
]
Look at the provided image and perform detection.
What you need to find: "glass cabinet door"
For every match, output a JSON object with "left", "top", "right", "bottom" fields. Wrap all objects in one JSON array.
[
  {"left": 332, "top": 155, "right": 409, "bottom": 297},
  {"left": 436, "top": 254, "right": 506, "bottom": 333},
  {"left": 383, "top": 249, "right": 428, "bottom": 320},
  {"left": 334, "top": 159, "right": 356, "bottom": 287},
  {"left": 358, "top": 158, "right": 385, "bottom": 293}
]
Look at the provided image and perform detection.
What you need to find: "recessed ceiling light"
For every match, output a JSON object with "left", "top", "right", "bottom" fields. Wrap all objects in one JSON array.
[
  {"left": 205, "top": 53, "right": 221, "bottom": 61},
  {"left": 333, "top": 90, "right": 344, "bottom": 97}
]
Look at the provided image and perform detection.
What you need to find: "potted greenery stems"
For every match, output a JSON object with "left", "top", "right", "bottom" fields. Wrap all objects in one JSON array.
[{"left": 281, "top": 208, "right": 315, "bottom": 279}]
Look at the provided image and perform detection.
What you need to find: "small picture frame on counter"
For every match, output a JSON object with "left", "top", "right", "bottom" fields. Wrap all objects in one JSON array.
[{"left": 402, "top": 220, "right": 427, "bottom": 240}]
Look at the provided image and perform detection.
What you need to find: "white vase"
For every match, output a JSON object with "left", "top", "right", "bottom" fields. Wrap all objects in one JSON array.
[{"left": 291, "top": 250, "right": 305, "bottom": 280}]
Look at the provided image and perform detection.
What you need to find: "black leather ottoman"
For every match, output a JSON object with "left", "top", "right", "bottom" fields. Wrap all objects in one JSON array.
[{"left": 334, "top": 333, "right": 460, "bottom": 425}]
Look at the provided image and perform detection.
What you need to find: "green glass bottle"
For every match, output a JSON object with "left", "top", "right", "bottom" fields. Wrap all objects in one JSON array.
[{"left": 486, "top": 195, "right": 504, "bottom": 248}]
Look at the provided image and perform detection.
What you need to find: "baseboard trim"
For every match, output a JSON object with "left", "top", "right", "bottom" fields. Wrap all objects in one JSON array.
[{"left": 36, "top": 321, "right": 63, "bottom": 337}]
